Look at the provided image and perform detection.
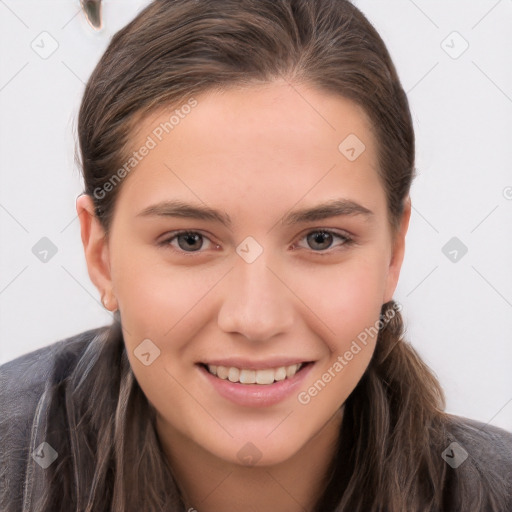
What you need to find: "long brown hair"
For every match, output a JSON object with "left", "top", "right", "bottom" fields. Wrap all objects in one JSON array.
[{"left": 7, "top": 0, "right": 508, "bottom": 510}]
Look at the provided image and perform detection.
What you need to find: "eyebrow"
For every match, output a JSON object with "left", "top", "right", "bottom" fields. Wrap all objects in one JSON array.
[{"left": 136, "top": 198, "right": 374, "bottom": 228}]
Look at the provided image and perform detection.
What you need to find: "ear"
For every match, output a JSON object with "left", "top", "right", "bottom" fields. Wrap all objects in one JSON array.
[
  {"left": 76, "top": 194, "right": 118, "bottom": 311},
  {"left": 383, "top": 196, "right": 411, "bottom": 304}
]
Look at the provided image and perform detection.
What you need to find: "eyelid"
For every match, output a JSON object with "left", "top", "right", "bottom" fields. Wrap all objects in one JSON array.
[
  {"left": 158, "top": 228, "right": 355, "bottom": 256},
  {"left": 157, "top": 230, "right": 218, "bottom": 254},
  {"left": 291, "top": 228, "right": 354, "bottom": 254}
]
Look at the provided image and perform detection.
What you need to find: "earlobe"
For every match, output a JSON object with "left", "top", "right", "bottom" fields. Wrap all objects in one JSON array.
[
  {"left": 76, "top": 194, "right": 117, "bottom": 310},
  {"left": 383, "top": 196, "right": 411, "bottom": 304}
]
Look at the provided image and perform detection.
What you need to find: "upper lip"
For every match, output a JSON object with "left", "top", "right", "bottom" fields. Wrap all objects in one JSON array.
[{"left": 198, "top": 358, "right": 313, "bottom": 370}]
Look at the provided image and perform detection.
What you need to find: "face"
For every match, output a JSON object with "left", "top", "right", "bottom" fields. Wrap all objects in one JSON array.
[{"left": 78, "top": 80, "right": 410, "bottom": 468}]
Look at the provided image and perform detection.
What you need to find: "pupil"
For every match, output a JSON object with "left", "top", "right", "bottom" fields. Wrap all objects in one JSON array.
[
  {"left": 309, "top": 232, "right": 331, "bottom": 250},
  {"left": 179, "top": 233, "right": 202, "bottom": 251}
]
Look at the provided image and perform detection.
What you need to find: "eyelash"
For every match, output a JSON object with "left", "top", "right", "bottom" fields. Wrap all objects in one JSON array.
[{"left": 157, "top": 229, "right": 354, "bottom": 256}]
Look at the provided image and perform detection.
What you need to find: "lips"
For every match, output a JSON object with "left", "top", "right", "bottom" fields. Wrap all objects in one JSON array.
[{"left": 197, "top": 361, "right": 315, "bottom": 407}]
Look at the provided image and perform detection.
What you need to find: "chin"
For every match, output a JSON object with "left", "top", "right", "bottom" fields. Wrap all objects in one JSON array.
[{"left": 210, "top": 430, "right": 310, "bottom": 468}]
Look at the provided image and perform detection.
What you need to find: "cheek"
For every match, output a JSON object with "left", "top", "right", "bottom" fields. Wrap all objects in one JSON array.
[
  {"left": 294, "top": 270, "right": 383, "bottom": 412},
  {"left": 293, "top": 252, "right": 388, "bottom": 337},
  {"left": 110, "top": 247, "right": 227, "bottom": 387},
  {"left": 291, "top": 254, "right": 386, "bottom": 400},
  {"left": 110, "top": 240, "right": 207, "bottom": 331},
  {"left": 111, "top": 254, "right": 214, "bottom": 410}
]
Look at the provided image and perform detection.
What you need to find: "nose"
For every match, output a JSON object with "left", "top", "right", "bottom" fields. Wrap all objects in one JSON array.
[{"left": 217, "top": 255, "right": 295, "bottom": 342}]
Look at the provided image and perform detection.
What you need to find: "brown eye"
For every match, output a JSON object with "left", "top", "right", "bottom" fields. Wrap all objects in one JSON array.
[
  {"left": 307, "top": 231, "right": 334, "bottom": 251},
  {"left": 159, "top": 231, "right": 215, "bottom": 253},
  {"left": 296, "top": 229, "right": 353, "bottom": 254},
  {"left": 176, "top": 232, "right": 203, "bottom": 251}
]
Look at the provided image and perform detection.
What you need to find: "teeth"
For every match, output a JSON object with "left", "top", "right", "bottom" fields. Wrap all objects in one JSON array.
[
  {"left": 206, "top": 363, "right": 303, "bottom": 385},
  {"left": 216, "top": 366, "right": 228, "bottom": 379},
  {"left": 228, "top": 367, "right": 239, "bottom": 383},
  {"left": 240, "top": 369, "right": 257, "bottom": 384}
]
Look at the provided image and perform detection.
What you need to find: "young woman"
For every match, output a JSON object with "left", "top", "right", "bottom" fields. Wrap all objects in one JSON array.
[{"left": 1, "top": 1, "right": 511, "bottom": 511}]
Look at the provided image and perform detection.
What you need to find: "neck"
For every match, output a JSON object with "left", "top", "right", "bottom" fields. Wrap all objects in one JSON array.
[{"left": 156, "top": 407, "right": 344, "bottom": 512}]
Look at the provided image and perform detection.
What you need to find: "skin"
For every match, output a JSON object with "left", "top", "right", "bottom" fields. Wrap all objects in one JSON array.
[{"left": 77, "top": 79, "right": 411, "bottom": 511}]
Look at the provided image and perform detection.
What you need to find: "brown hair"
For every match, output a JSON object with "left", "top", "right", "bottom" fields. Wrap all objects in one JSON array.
[{"left": 7, "top": 0, "right": 508, "bottom": 510}]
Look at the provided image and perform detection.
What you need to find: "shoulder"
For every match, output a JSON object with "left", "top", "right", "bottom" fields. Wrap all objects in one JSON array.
[
  {"left": 444, "top": 413, "right": 512, "bottom": 474},
  {"left": 441, "top": 413, "right": 512, "bottom": 511},
  {"left": 0, "top": 327, "right": 108, "bottom": 511},
  {"left": 0, "top": 326, "right": 106, "bottom": 401}
]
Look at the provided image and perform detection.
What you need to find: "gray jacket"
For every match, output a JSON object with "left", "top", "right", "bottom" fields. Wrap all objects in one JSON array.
[{"left": 1, "top": 327, "right": 511, "bottom": 511}]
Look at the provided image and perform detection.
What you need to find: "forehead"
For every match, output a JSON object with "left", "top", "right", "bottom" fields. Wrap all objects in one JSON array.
[
  {"left": 118, "top": 80, "right": 387, "bottom": 223},
  {"left": 133, "top": 80, "right": 377, "bottom": 161}
]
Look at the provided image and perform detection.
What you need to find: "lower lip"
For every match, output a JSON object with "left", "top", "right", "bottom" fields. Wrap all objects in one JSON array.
[{"left": 198, "top": 362, "right": 314, "bottom": 408}]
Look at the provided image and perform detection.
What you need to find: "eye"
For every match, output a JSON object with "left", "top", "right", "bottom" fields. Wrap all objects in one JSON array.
[
  {"left": 293, "top": 229, "right": 354, "bottom": 254},
  {"left": 158, "top": 230, "right": 217, "bottom": 254},
  {"left": 158, "top": 229, "right": 354, "bottom": 256}
]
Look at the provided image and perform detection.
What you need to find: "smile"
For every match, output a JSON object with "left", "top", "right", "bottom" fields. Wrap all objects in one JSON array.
[
  {"left": 198, "top": 361, "right": 315, "bottom": 407},
  {"left": 205, "top": 363, "right": 304, "bottom": 385}
]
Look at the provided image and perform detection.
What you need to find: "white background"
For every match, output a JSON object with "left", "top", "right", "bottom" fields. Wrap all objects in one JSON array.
[{"left": 0, "top": 0, "right": 511, "bottom": 430}]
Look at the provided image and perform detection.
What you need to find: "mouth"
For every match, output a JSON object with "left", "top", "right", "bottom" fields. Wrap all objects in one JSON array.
[
  {"left": 197, "top": 360, "right": 316, "bottom": 407},
  {"left": 198, "top": 361, "right": 312, "bottom": 385}
]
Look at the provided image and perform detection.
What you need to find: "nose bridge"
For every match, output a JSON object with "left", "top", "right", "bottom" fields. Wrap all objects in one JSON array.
[{"left": 217, "top": 250, "right": 294, "bottom": 341}]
